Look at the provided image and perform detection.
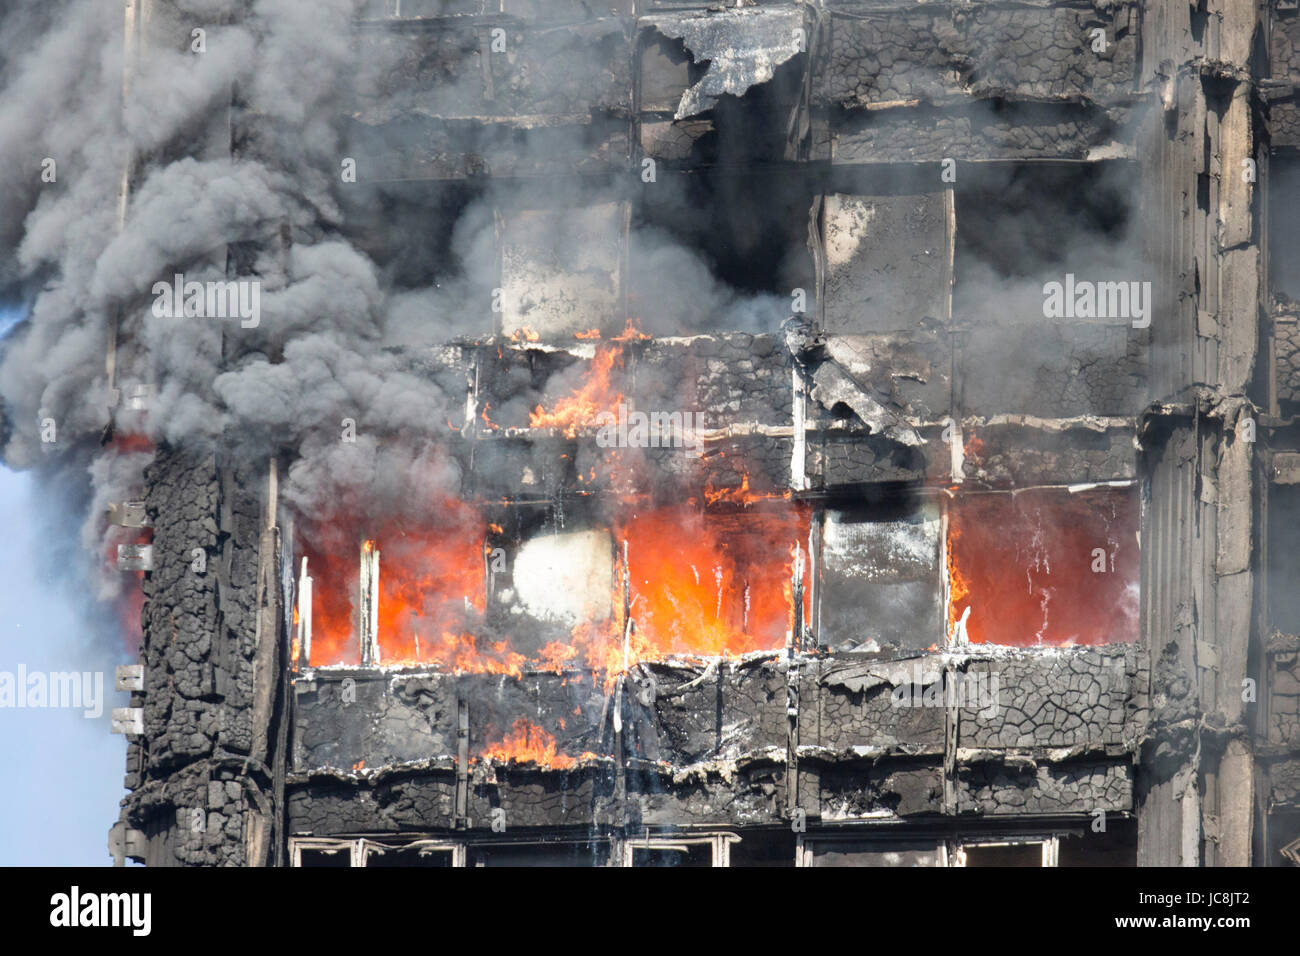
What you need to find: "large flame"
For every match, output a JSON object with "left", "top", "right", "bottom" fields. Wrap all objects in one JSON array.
[
  {"left": 298, "top": 498, "right": 494, "bottom": 669},
  {"left": 529, "top": 343, "right": 625, "bottom": 438},
  {"left": 946, "top": 488, "right": 1138, "bottom": 646},
  {"left": 478, "top": 717, "right": 596, "bottom": 768},
  {"left": 614, "top": 504, "right": 811, "bottom": 661},
  {"left": 298, "top": 499, "right": 810, "bottom": 676}
]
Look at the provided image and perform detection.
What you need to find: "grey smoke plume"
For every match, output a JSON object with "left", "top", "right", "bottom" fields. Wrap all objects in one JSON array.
[{"left": 0, "top": 0, "right": 799, "bottom": 633}]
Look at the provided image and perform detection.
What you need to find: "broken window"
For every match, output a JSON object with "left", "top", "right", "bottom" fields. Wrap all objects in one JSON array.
[
  {"left": 1270, "top": 810, "right": 1300, "bottom": 866},
  {"left": 296, "top": 845, "right": 352, "bottom": 868},
  {"left": 953, "top": 163, "right": 1144, "bottom": 418},
  {"left": 294, "top": 505, "right": 491, "bottom": 669},
  {"left": 945, "top": 487, "right": 1140, "bottom": 647},
  {"left": 817, "top": 495, "right": 944, "bottom": 651},
  {"left": 799, "top": 839, "right": 946, "bottom": 868},
  {"left": 624, "top": 832, "right": 739, "bottom": 867},
  {"left": 629, "top": 168, "right": 813, "bottom": 336},
  {"left": 1271, "top": 159, "right": 1300, "bottom": 302},
  {"left": 466, "top": 840, "right": 610, "bottom": 867},
  {"left": 498, "top": 202, "right": 627, "bottom": 339},
  {"left": 338, "top": 180, "right": 485, "bottom": 296},
  {"left": 1269, "top": 485, "right": 1300, "bottom": 634},
  {"left": 294, "top": 498, "right": 809, "bottom": 671},
  {"left": 491, "top": 525, "right": 613, "bottom": 648},
  {"left": 1056, "top": 818, "right": 1137, "bottom": 866},
  {"left": 291, "top": 837, "right": 465, "bottom": 867},
  {"left": 618, "top": 504, "right": 811, "bottom": 659},
  {"left": 954, "top": 837, "right": 1055, "bottom": 867},
  {"left": 728, "top": 829, "right": 797, "bottom": 867},
  {"left": 953, "top": 162, "right": 1137, "bottom": 326},
  {"left": 630, "top": 844, "right": 712, "bottom": 867},
  {"left": 364, "top": 841, "right": 458, "bottom": 867}
]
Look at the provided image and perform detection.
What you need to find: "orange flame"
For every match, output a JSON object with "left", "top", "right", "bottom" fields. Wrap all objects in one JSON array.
[
  {"left": 613, "top": 505, "right": 810, "bottom": 662},
  {"left": 297, "top": 498, "right": 811, "bottom": 679},
  {"left": 298, "top": 500, "right": 492, "bottom": 668},
  {"left": 479, "top": 718, "right": 590, "bottom": 768},
  {"left": 946, "top": 519, "right": 971, "bottom": 639},
  {"left": 612, "top": 318, "right": 651, "bottom": 341},
  {"left": 529, "top": 344, "right": 624, "bottom": 438},
  {"left": 945, "top": 489, "right": 1138, "bottom": 646}
]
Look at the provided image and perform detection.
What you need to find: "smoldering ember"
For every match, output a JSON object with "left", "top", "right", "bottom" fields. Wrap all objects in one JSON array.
[{"left": 0, "top": 0, "right": 1297, "bottom": 873}]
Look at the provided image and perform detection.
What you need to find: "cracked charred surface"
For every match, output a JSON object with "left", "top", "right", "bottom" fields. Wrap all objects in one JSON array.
[
  {"left": 957, "top": 760, "right": 1131, "bottom": 814},
  {"left": 961, "top": 322, "right": 1146, "bottom": 418},
  {"left": 828, "top": 102, "right": 1136, "bottom": 163},
  {"left": 1273, "top": 301, "right": 1300, "bottom": 409},
  {"left": 1267, "top": 634, "right": 1300, "bottom": 747},
  {"left": 286, "top": 645, "right": 1143, "bottom": 834},
  {"left": 820, "top": 2, "right": 1138, "bottom": 108},
  {"left": 959, "top": 422, "right": 1136, "bottom": 486},
  {"left": 119, "top": 448, "right": 274, "bottom": 865}
]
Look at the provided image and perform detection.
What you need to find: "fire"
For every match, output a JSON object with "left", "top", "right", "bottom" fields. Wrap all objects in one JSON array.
[
  {"left": 701, "top": 472, "right": 792, "bottom": 507},
  {"left": 110, "top": 431, "right": 155, "bottom": 455},
  {"left": 104, "top": 525, "right": 151, "bottom": 655},
  {"left": 945, "top": 489, "right": 1139, "bottom": 646},
  {"left": 297, "top": 499, "right": 491, "bottom": 668},
  {"left": 705, "top": 473, "right": 753, "bottom": 505},
  {"left": 611, "top": 318, "right": 651, "bottom": 341},
  {"left": 479, "top": 718, "right": 583, "bottom": 768},
  {"left": 574, "top": 328, "right": 601, "bottom": 339},
  {"left": 104, "top": 432, "right": 154, "bottom": 654},
  {"left": 298, "top": 497, "right": 812, "bottom": 679},
  {"left": 613, "top": 504, "right": 811, "bottom": 661},
  {"left": 946, "top": 519, "right": 971, "bottom": 639},
  {"left": 537, "top": 640, "right": 579, "bottom": 671},
  {"left": 529, "top": 344, "right": 625, "bottom": 438}
]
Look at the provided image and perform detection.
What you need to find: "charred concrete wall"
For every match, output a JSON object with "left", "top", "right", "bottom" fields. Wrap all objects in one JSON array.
[
  {"left": 287, "top": 645, "right": 1141, "bottom": 837},
  {"left": 114, "top": 449, "right": 287, "bottom": 866}
]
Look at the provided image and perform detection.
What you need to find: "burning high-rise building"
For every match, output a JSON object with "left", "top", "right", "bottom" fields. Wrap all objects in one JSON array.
[{"left": 1, "top": 0, "right": 1298, "bottom": 869}]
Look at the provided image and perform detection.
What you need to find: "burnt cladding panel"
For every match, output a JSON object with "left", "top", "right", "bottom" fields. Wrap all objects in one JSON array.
[{"left": 821, "top": 190, "right": 951, "bottom": 333}]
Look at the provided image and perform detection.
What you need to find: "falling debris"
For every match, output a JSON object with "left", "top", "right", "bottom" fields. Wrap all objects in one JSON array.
[{"left": 647, "top": 8, "right": 806, "bottom": 120}]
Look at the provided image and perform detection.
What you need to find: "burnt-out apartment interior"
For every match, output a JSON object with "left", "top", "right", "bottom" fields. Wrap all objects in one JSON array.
[{"left": 98, "top": 0, "right": 1300, "bottom": 867}]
